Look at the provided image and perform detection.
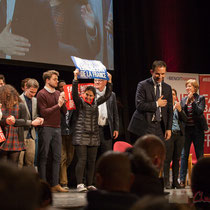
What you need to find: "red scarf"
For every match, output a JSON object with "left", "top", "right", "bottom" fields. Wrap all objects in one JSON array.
[{"left": 81, "top": 94, "right": 94, "bottom": 105}]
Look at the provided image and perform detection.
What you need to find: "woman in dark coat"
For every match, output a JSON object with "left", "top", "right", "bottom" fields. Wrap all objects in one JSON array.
[
  {"left": 0, "top": 85, "right": 27, "bottom": 165},
  {"left": 72, "top": 69, "right": 112, "bottom": 192}
]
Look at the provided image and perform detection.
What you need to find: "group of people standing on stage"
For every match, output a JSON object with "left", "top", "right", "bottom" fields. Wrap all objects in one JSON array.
[
  {"left": 128, "top": 60, "right": 208, "bottom": 189},
  {"left": 0, "top": 60, "right": 208, "bottom": 194},
  {"left": 0, "top": 70, "right": 119, "bottom": 193}
]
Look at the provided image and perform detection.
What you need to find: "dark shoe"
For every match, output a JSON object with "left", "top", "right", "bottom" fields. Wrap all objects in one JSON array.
[
  {"left": 172, "top": 182, "right": 181, "bottom": 189},
  {"left": 165, "top": 184, "right": 172, "bottom": 189},
  {"left": 179, "top": 181, "right": 185, "bottom": 189}
]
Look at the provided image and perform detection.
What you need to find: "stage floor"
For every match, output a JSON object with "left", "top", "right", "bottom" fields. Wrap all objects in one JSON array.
[{"left": 52, "top": 187, "right": 193, "bottom": 209}]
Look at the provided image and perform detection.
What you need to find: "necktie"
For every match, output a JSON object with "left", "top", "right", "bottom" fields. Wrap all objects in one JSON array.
[
  {"left": 0, "top": 0, "right": 7, "bottom": 32},
  {"left": 155, "top": 84, "right": 161, "bottom": 122}
]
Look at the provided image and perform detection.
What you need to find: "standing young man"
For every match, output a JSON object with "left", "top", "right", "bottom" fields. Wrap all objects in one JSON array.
[
  {"left": 37, "top": 70, "right": 68, "bottom": 192},
  {"left": 19, "top": 79, "right": 44, "bottom": 168}
]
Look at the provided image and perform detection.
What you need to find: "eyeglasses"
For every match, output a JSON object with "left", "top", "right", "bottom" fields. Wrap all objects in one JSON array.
[{"left": 94, "top": 79, "right": 104, "bottom": 83}]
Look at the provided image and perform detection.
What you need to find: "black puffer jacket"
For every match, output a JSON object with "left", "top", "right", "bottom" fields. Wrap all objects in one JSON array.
[{"left": 72, "top": 80, "right": 112, "bottom": 146}]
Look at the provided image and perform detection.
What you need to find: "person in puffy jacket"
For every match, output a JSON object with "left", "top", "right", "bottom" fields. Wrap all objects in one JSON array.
[{"left": 72, "top": 68, "right": 112, "bottom": 192}]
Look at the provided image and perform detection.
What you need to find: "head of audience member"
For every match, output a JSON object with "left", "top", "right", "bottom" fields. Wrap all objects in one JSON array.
[
  {"left": 95, "top": 151, "right": 134, "bottom": 192},
  {"left": 150, "top": 60, "right": 167, "bottom": 84},
  {"left": 21, "top": 78, "right": 31, "bottom": 92},
  {"left": 185, "top": 79, "right": 199, "bottom": 94},
  {"left": 134, "top": 134, "right": 166, "bottom": 172},
  {"left": 43, "top": 70, "right": 59, "bottom": 89},
  {"left": 191, "top": 157, "right": 210, "bottom": 209},
  {"left": 0, "top": 84, "right": 22, "bottom": 109},
  {"left": 0, "top": 74, "right": 6, "bottom": 86},
  {"left": 58, "top": 80, "right": 66, "bottom": 92},
  {"left": 83, "top": 85, "right": 96, "bottom": 104},
  {"left": 25, "top": 79, "right": 39, "bottom": 99},
  {"left": 0, "top": 161, "right": 40, "bottom": 210},
  {"left": 126, "top": 147, "right": 163, "bottom": 197},
  {"left": 94, "top": 79, "right": 107, "bottom": 92},
  {"left": 130, "top": 196, "right": 192, "bottom": 210}
]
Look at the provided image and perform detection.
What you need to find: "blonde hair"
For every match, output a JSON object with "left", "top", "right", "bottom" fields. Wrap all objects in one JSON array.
[{"left": 185, "top": 79, "right": 199, "bottom": 93}]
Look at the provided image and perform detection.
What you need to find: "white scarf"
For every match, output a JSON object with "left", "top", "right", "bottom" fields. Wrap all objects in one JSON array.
[{"left": 96, "top": 87, "right": 108, "bottom": 126}]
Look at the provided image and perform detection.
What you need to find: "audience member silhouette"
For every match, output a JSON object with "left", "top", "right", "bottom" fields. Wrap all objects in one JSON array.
[
  {"left": 85, "top": 151, "right": 138, "bottom": 210},
  {"left": 126, "top": 147, "right": 164, "bottom": 197},
  {"left": 134, "top": 134, "right": 166, "bottom": 173},
  {"left": 0, "top": 161, "right": 40, "bottom": 210}
]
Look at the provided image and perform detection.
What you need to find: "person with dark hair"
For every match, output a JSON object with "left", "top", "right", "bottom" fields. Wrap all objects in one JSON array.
[
  {"left": 134, "top": 134, "right": 166, "bottom": 173},
  {"left": 0, "top": 84, "right": 27, "bottom": 165},
  {"left": 191, "top": 157, "right": 210, "bottom": 210},
  {"left": 127, "top": 146, "right": 164, "bottom": 197},
  {"left": 21, "top": 78, "right": 31, "bottom": 92},
  {"left": 128, "top": 60, "right": 173, "bottom": 143},
  {"left": 0, "top": 74, "right": 6, "bottom": 86},
  {"left": 0, "top": 161, "right": 40, "bottom": 210},
  {"left": 37, "top": 70, "right": 68, "bottom": 192},
  {"left": 85, "top": 151, "right": 138, "bottom": 210},
  {"left": 57, "top": 80, "right": 75, "bottom": 190},
  {"left": 72, "top": 68, "right": 112, "bottom": 192},
  {"left": 179, "top": 79, "right": 208, "bottom": 188},
  {"left": 19, "top": 79, "right": 44, "bottom": 168},
  {"left": 163, "top": 88, "right": 187, "bottom": 189}
]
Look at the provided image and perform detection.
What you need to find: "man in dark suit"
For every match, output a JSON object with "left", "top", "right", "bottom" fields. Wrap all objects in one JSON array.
[
  {"left": 0, "top": 0, "right": 59, "bottom": 64},
  {"left": 94, "top": 78, "right": 119, "bottom": 155},
  {"left": 128, "top": 60, "right": 173, "bottom": 142}
]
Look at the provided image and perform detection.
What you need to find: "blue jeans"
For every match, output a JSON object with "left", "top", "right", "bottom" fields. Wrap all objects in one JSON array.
[{"left": 180, "top": 126, "right": 204, "bottom": 182}]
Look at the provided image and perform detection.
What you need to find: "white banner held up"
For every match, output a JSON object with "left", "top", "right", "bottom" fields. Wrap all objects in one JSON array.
[{"left": 71, "top": 56, "right": 109, "bottom": 80}]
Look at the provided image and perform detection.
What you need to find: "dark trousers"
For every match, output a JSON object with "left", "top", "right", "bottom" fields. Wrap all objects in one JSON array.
[
  {"left": 180, "top": 126, "right": 204, "bottom": 182},
  {"left": 75, "top": 145, "right": 98, "bottom": 186},
  {"left": 98, "top": 125, "right": 112, "bottom": 156},
  {"left": 38, "top": 127, "right": 61, "bottom": 187},
  {"left": 163, "top": 132, "right": 184, "bottom": 185},
  {"left": 146, "top": 121, "right": 165, "bottom": 141}
]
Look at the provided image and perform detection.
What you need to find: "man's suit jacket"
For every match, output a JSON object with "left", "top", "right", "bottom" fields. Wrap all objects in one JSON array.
[
  {"left": 20, "top": 93, "right": 38, "bottom": 140},
  {"left": 128, "top": 77, "right": 173, "bottom": 137},
  {"left": 106, "top": 92, "right": 119, "bottom": 138},
  {"left": 181, "top": 93, "right": 208, "bottom": 131},
  {"left": 11, "top": 0, "right": 59, "bottom": 64}
]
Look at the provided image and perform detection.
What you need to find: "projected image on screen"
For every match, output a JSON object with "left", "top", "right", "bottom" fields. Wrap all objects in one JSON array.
[{"left": 0, "top": 0, "right": 114, "bottom": 70}]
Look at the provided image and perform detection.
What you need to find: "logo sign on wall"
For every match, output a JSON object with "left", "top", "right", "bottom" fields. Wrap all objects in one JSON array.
[
  {"left": 165, "top": 72, "right": 199, "bottom": 102},
  {"left": 199, "top": 75, "right": 210, "bottom": 154}
]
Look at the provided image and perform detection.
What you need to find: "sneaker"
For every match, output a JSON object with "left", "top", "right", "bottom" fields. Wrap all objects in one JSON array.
[
  {"left": 77, "top": 184, "right": 87, "bottom": 192},
  {"left": 61, "top": 184, "right": 70, "bottom": 190},
  {"left": 87, "top": 185, "right": 97, "bottom": 191}
]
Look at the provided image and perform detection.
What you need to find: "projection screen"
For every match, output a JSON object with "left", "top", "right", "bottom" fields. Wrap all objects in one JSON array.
[{"left": 0, "top": 0, "right": 114, "bottom": 70}]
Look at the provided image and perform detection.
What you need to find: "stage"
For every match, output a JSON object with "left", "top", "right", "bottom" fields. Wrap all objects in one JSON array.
[{"left": 52, "top": 187, "right": 193, "bottom": 209}]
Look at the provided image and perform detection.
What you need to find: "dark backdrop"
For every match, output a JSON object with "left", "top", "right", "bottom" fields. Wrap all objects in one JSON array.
[{"left": 0, "top": 0, "right": 210, "bottom": 141}]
